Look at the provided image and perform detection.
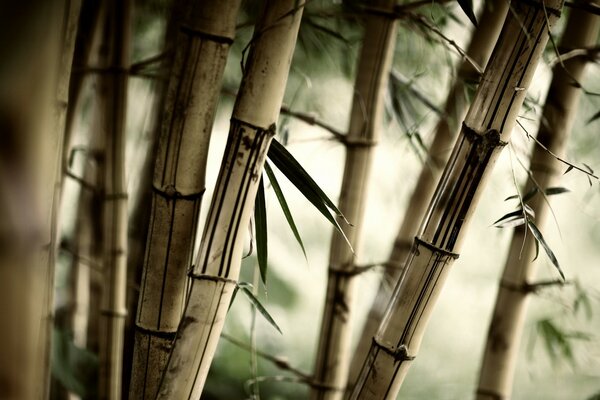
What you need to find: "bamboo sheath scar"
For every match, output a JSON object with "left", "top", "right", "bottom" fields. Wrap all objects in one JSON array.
[
  {"left": 311, "top": 1, "right": 397, "bottom": 399},
  {"left": 129, "top": 1, "right": 240, "bottom": 398},
  {"left": 476, "top": 5, "right": 600, "bottom": 399},
  {"left": 350, "top": 1, "right": 563, "bottom": 398},
  {"left": 348, "top": 0, "right": 509, "bottom": 385},
  {"left": 154, "top": 1, "right": 304, "bottom": 398}
]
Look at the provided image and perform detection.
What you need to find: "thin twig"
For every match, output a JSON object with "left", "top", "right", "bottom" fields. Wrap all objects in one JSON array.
[
  {"left": 516, "top": 120, "right": 599, "bottom": 180},
  {"left": 548, "top": 45, "right": 600, "bottom": 67},
  {"left": 280, "top": 105, "right": 346, "bottom": 139},
  {"left": 408, "top": 13, "right": 483, "bottom": 75},
  {"left": 564, "top": 0, "right": 600, "bottom": 16},
  {"left": 221, "top": 333, "right": 313, "bottom": 382}
]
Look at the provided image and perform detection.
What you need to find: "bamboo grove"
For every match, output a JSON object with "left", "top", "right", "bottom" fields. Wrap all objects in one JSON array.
[{"left": 1, "top": 0, "right": 599, "bottom": 399}]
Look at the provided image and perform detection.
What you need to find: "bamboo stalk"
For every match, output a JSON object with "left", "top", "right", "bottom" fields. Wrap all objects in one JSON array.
[
  {"left": 348, "top": 0, "right": 509, "bottom": 386},
  {"left": 121, "top": 2, "right": 189, "bottom": 396},
  {"left": 128, "top": 1, "right": 241, "bottom": 398},
  {"left": 154, "top": 1, "right": 304, "bottom": 398},
  {"left": 310, "top": 1, "right": 398, "bottom": 399},
  {"left": 96, "top": 1, "right": 131, "bottom": 398},
  {"left": 349, "top": 1, "right": 563, "bottom": 397},
  {"left": 476, "top": 6, "right": 600, "bottom": 399},
  {"left": 0, "top": 0, "right": 80, "bottom": 397}
]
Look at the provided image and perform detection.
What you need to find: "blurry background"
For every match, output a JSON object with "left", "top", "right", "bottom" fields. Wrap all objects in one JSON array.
[{"left": 53, "top": 0, "right": 600, "bottom": 398}]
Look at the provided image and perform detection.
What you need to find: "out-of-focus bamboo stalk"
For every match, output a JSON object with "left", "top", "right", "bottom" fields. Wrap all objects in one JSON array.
[
  {"left": 310, "top": 1, "right": 397, "bottom": 399},
  {"left": 96, "top": 1, "right": 131, "bottom": 398}
]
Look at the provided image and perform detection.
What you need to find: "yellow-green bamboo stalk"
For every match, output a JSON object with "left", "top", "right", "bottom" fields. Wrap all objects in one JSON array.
[
  {"left": 154, "top": 1, "right": 304, "bottom": 398},
  {"left": 0, "top": 0, "right": 80, "bottom": 397},
  {"left": 350, "top": 1, "right": 563, "bottom": 397},
  {"left": 348, "top": 0, "right": 509, "bottom": 386},
  {"left": 96, "top": 1, "right": 130, "bottom": 398},
  {"left": 310, "top": 1, "right": 397, "bottom": 398},
  {"left": 128, "top": 1, "right": 241, "bottom": 398},
  {"left": 476, "top": 6, "right": 599, "bottom": 399}
]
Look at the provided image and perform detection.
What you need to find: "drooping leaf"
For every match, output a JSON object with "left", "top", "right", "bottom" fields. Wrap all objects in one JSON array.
[
  {"left": 527, "top": 218, "right": 564, "bottom": 281},
  {"left": 505, "top": 187, "right": 537, "bottom": 202},
  {"left": 492, "top": 209, "right": 525, "bottom": 228},
  {"left": 264, "top": 161, "right": 307, "bottom": 260},
  {"left": 523, "top": 204, "right": 536, "bottom": 218},
  {"left": 563, "top": 165, "right": 574, "bottom": 175},
  {"left": 254, "top": 176, "right": 268, "bottom": 284},
  {"left": 268, "top": 139, "right": 353, "bottom": 252},
  {"left": 237, "top": 282, "right": 282, "bottom": 334},
  {"left": 457, "top": 0, "right": 478, "bottom": 27}
]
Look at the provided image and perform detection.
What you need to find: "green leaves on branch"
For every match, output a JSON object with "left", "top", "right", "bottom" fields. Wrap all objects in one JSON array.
[
  {"left": 532, "top": 318, "right": 590, "bottom": 366},
  {"left": 493, "top": 205, "right": 565, "bottom": 281},
  {"left": 504, "top": 186, "right": 570, "bottom": 203},
  {"left": 253, "top": 139, "right": 350, "bottom": 285},
  {"left": 267, "top": 139, "right": 352, "bottom": 250}
]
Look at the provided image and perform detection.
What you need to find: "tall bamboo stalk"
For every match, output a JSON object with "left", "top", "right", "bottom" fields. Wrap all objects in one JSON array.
[
  {"left": 310, "top": 1, "right": 397, "bottom": 399},
  {"left": 128, "top": 1, "right": 241, "bottom": 398},
  {"left": 350, "top": 1, "right": 563, "bottom": 397},
  {"left": 96, "top": 1, "right": 130, "bottom": 398},
  {"left": 0, "top": 0, "right": 80, "bottom": 397},
  {"left": 154, "top": 1, "right": 304, "bottom": 398},
  {"left": 348, "top": 0, "right": 509, "bottom": 385},
  {"left": 121, "top": 2, "right": 189, "bottom": 396},
  {"left": 476, "top": 6, "right": 599, "bottom": 399}
]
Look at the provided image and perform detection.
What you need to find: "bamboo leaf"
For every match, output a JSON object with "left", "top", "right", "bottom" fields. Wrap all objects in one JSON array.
[
  {"left": 254, "top": 176, "right": 268, "bottom": 284},
  {"left": 492, "top": 209, "right": 525, "bottom": 228},
  {"left": 264, "top": 161, "right": 307, "bottom": 260},
  {"left": 238, "top": 283, "right": 282, "bottom": 334},
  {"left": 457, "top": 0, "right": 478, "bottom": 27},
  {"left": 523, "top": 204, "right": 536, "bottom": 218},
  {"left": 268, "top": 139, "right": 354, "bottom": 252},
  {"left": 563, "top": 165, "right": 574, "bottom": 175},
  {"left": 587, "top": 109, "right": 600, "bottom": 124},
  {"left": 544, "top": 186, "right": 570, "bottom": 196},
  {"left": 527, "top": 218, "right": 564, "bottom": 281},
  {"left": 505, "top": 187, "right": 537, "bottom": 202}
]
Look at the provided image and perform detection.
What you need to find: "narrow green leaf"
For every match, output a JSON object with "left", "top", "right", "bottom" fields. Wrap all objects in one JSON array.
[
  {"left": 254, "top": 177, "right": 268, "bottom": 284},
  {"left": 268, "top": 139, "right": 354, "bottom": 252},
  {"left": 563, "top": 165, "right": 574, "bottom": 175},
  {"left": 238, "top": 283, "right": 282, "bottom": 334},
  {"left": 492, "top": 209, "right": 525, "bottom": 228},
  {"left": 505, "top": 187, "right": 537, "bottom": 202},
  {"left": 544, "top": 186, "right": 570, "bottom": 196},
  {"left": 264, "top": 162, "right": 307, "bottom": 260},
  {"left": 527, "top": 218, "right": 565, "bottom": 281},
  {"left": 268, "top": 139, "right": 346, "bottom": 221},
  {"left": 457, "top": 0, "right": 478, "bottom": 27}
]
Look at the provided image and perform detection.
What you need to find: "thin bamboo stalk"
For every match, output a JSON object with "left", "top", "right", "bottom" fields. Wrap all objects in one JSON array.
[
  {"left": 128, "top": 1, "right": 241, "bottom": 398},
  {"left": 154, "top": 1, "right": 304, "bottom": 398},
  {"left": 349, "top": 1, "right": 563, "bottom": 397},
  {"left": 96, "top": 1, "right": 131, "bottom": 398},
  {"left": 476, "top": 6, "right": 600, "bottom": 399},
  {"left": 348, "top": 0, "right": 509, "bottom": 385},
  {"left": 310, "top": 1, "right": 397, "bottom": 399}
]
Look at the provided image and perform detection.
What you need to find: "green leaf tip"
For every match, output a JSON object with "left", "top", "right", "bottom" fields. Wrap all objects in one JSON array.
[
  {"left": 254, "top": 177, "right": 268, "bottom": 284},
  {"left": 238, "top": 282, "right": 282, "bottom": 334},
  {"left": 264, "top": 161, "right": 307, "bottom": 261}
]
